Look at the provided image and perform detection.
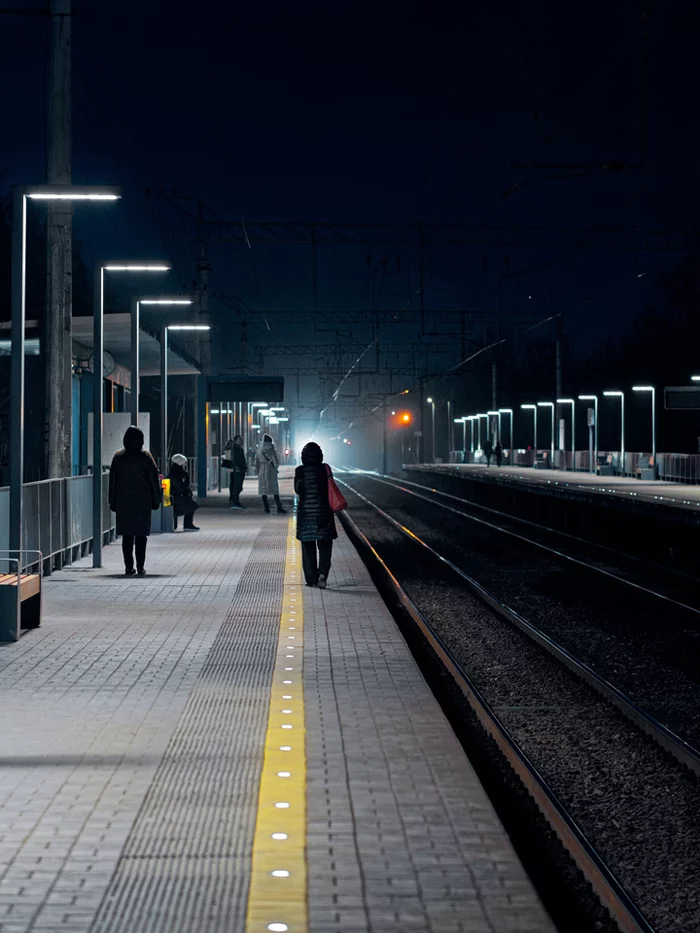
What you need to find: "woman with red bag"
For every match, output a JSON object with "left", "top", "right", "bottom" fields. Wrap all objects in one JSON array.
[{"left": 294, "top": 442, "right": 339, "bottom": 588}]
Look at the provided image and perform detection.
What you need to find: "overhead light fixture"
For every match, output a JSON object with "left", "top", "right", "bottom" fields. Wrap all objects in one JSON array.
[
  {"left": 140, "top": 299, "right": 192, "bottom": 305},
  {"left": 103, "top": 264, "right": 170, "bottom": 272},
  {"left": 166, "top": 324, "right": 210, "bottom": 331}
]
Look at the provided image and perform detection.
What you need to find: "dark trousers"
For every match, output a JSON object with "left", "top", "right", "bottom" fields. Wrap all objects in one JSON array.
[
  {"left": 230, "top": 471, "right": 244, "bottom": 504},
  {"left": 174, "top": 512, "right": 196, "bottom": 530},
  {"left": 301, "top": 539, "right": 333, "bottom": 584},
  {"left": 122, "top": 535, "right": 147, "bottom": 571}
]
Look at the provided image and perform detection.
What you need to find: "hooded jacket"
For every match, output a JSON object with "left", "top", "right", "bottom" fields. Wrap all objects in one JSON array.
[{"left": 255, "top": 440, "right": 280, "bottom": 496}]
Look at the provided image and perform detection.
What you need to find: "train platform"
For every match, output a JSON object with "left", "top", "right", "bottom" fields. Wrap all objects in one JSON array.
[
  {"left": 0, "top": 471, "right": 554, "bottom": 933},
  {"left": 407, "top": 462, "right": 700, "bottom": 515}
]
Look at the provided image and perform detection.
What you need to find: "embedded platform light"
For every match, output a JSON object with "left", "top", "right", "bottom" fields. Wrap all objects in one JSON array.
[{"left": 271, "top": 833, "right": 288, "bottom": 840}]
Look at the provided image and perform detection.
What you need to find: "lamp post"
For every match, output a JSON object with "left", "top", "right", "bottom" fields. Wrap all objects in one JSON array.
[
  {"left": 427, "top": 397, "right": 436, "bottom": 463},
  {"left": 537, "top": 402, "right": 555, "bottom": 466},
  {"left": 520, "top": 405, "right": 537, "bottom": 464},
  {"left": 9, "top": 185, "right": 120, "bottom": 571},
  {"left": 603, "top": 391, "right": 625, "bottom": 474},
  {"left": 453, "top": 418, "right": 466, "bottom": 460},
  {"left": 161, "top": 325, "right": 211, "bottom": 481},
  {"left": 557, "top": 399, "right": 575, "bottom": 470},
  {"left": 131, "top": 299, "right": 193, "bottom": 425},
  {"left": 632, "top": 386, "right": 656, "bottom": 478},
  {"left": 487, "top": 410, "right": 502, "bottom": 444},
  {"left": 498, "top": 409, "right": 513, "bottom": 451},
  {"left": 578, "top": 395, "right": 598, "bottom": 474},
  {"left": 93, "top": 263, "right": 170, "bottom": 568}
]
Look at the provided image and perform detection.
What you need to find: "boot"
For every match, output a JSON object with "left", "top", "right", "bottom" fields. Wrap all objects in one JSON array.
[
  {"left": 275, "top": 495, "right": 287, "bottom": 514},
  {"left": 262, "top": 495, "right": 271, "bottom": 513}
]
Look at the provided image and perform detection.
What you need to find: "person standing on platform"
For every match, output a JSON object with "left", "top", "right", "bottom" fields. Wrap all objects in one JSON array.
[
  {"left": 495, "top": 441, "right": 503, "bottom": 467},
  {"left": 294, "top": 441, "right": 337, "bottom": 588},
  {"left": 168, "top": 454, "right": 200, "bottom": 531},
  {"left": 224, "top": 435, "right": 247, "bottom": 509},
  {"left": 109, "top": 425, "right": 161, "bottom": 576},
  {"left": 255, "top": 433, "right": 286, "bottom": 513},
  {"left": 484, "top": 438, "right": 493, "bottom": 467}
]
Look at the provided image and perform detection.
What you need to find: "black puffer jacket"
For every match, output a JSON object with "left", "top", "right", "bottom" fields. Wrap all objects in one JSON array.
[{"left": 294, "top": 463, "right": 337, "bottom": 542}]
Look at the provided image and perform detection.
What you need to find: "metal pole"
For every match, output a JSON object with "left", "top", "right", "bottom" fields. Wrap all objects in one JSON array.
[
  {"left": 462, "top": 421, "right": 466, "bottom": 458},
  {"left": 594, "top": 397, "right": 599, "bottom": 473},
  {"left": 533, "top": 408, "right": 538, "bottom": 460},
  {"left": 550, "top": 406, "right": 554, "bottom": 465},
  {"left": 431, "top": 401, "right": 436, "bottom": 463},
  {"left": 160, "top": 325, "right": 168, "bottom": 473},
  {"left": 620, "top": 395, "right": 625, "bottom": 474},
  {"left": 476, "top": 418, "right": 481, "bottom": 451},
  {"left": 571, "top": 404, "right": 575, "bottom": 470},
  {"left": 382, "top": 404, "right": 387, "bottom": 474},
  {"left": 651, "top": 388, "right": 656, "bottom": 478},
  {"left": 92, "top": 265, "right": 103, "bottom": 567},
  {"left": 469, "top": 420, "right": 474, "bottom": 455},
  {"left": 45, "top": 0, "right": 73, "bottom": 480},
  {"left": 130, "top": 297, "right": 139, "bottom": 425},
  {"left": 446, "top": 399, "right": 451, "bottom": 460},
  {"left": 10, "top": 189, "right": 26, "bottom": 557}
]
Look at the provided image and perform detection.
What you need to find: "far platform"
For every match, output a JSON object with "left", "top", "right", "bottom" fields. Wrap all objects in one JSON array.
[
  {"left": 0, "top": 470, "right": 553, "bottom": 933},
  {"left": 406, "top": 462, "right": 700, "bottom": 517}
]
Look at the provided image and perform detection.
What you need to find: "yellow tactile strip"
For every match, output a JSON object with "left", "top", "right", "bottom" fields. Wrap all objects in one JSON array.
[{"left": 246, "top": 517, "right": 307, "bottom": 933}]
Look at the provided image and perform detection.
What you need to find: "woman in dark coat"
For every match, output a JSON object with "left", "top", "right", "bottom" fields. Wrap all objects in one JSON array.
[
  {"left": 168, "top": 454, "right": 200, "bottom": 531},
  {"left": 294, "top": 441, "right": 337, "bottom": 588},
  {"left": 109, "top": 426, "right": 161, "bottom": 576}
]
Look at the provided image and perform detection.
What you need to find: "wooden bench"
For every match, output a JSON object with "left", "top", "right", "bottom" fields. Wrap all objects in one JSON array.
[{"left": 0, "top": 553, "right": 43, "bottom": 642}]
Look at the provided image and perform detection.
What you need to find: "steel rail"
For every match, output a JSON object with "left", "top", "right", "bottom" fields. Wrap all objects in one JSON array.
[
  {"left": 345, "top": 469, "right": 700, "bottom": 619},
  {"left": 339, "top": 506, "right": 657, "bottom": 933},
  {"left": 338, "top": 477, "right": 700, "bottom": 778}
]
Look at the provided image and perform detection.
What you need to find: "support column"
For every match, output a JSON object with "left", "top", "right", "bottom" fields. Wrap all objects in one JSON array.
[
  {"left": 197, "top": 374, "right": 208, "bottom": 498},
  {"left": 45, "top": 0, "right": 73, "bottom": 479},
  {"left": 130, "top": 297, "right": 139, "bottom": 425}
]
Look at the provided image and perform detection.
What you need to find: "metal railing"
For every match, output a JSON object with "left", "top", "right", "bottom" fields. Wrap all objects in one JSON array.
[{"left": 0, "top": 472, "right": 116, "bottom": 575}]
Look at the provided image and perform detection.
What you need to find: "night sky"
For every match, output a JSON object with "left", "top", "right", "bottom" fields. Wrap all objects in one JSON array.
[{"left": 3, "top": 1, "right": 700, "bottom": 447}]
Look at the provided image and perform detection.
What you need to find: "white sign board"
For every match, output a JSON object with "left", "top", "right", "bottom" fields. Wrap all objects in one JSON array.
[{"left": 88, "top": 413, "right": 151, "bottom": 467}]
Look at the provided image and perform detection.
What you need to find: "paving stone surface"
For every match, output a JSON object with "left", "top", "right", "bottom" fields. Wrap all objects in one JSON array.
[
  {"left": 0, "top": 473, "right": 554, "bottom": 933},
  {"left": 303, "top": 528, "right": 556, "bottom": 933}
]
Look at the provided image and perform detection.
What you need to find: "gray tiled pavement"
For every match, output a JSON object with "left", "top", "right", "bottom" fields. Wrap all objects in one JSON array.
[{"left": 0, "top": 475, "right": 554, "bottom": 932}]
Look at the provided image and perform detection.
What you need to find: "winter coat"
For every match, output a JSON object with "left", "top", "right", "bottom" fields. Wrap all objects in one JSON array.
[
  {"left": 232, "top": 445, "right": 247, "bottom": 474},
  {"left": 294, "top": 463, "right": 337, "bottom": 542},
  {"left": 168, "top": 462, "right": 199, "bottom": 517},
  {"left": 109, "top": 448, "right": 161, "bottom": 537},
  {"left": 255, "top": 441, "right": 280, "bottom": 496}
]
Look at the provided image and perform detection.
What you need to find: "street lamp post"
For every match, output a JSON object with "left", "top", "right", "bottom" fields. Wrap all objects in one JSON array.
[
  {"left": 578, "top": 395, "right": 598, "bottom": 474},
  {"left": 427, "top": 397, "right": 436, "bottom": 463},
  {"left": 453, "top": 418, "right": 466, "bottom": 460},
  {"left": 467, "top": 416, "right": 475, "bottom": 457},
  {"left": 537, "top": 402, "right": 555, "bottom": 466},
  {"left": 9, "top": 186, "right": 120, "bottom": 575},
  {"left": 557, "top": 399, "right": 575, "bottom": 470},
  {"left": 162, "top": 325, "right": 211, "bottom": 481},
  {"left": 632, "top": 386, "right": 656, "bottom": 478},
  {"left": 131, "top": 299, "right": 193, "bottom": 425},
  {"left": 603, "top": 391, "right": 625, "bottom": 474},
  {"left": 498, "top": 409, "right": 513, "bottom": 451},
  {"left": 520, "top": 405, "right": 537, "bottom": 464},
  {"left": 93, "top": 263, "right": 170, "bottom": 568},
  {"left": 487, "top": 410, "right": 502, "bottom": 444}
]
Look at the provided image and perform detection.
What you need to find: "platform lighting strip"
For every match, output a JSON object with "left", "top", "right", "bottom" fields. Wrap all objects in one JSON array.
[{"left": 246, "top": 516, "right": 307, "bottom": 933}]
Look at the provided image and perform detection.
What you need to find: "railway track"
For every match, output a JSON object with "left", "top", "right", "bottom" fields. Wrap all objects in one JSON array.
[{"left": 336, "top": 473, "right": 700, "bottom": 933}]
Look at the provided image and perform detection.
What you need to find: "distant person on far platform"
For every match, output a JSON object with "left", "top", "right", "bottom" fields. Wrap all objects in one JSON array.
[
  {"left": 109, "top": 425, "right": 161, "bottom": 576},
  {"left": 483, "top": 438, "right": 493, "bottom": 467},
  {"left": 168, "top": 454, "right": 200, "bottom": 531},
  {"left": 495, "top": 441, "right": 503, "bottom": 467},
  {"left": 223, "top": 435, "right": 247, "bottom": 509},
  {"left": 295, "top": 441, "right": 338, "bottom": 588},
  {"left": 256, "top": 434, "right": 286, "bottom": 513}
]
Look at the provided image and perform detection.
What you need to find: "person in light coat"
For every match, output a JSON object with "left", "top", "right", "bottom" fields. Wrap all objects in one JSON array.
[{"left": 255, "top": 434, "right": 286, "bottom": 513}]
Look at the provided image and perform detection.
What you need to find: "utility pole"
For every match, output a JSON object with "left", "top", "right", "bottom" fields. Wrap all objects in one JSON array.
[
  {"left": 45, "top": 0, "right": 72, "bottom": 478},
  {"left": 491, "top": 360, "right": 497, "bottom": 443}
]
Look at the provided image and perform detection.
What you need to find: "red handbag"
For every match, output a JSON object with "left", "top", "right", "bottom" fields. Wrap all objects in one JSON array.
[{"left": 325, "top": 464, "right": 348, "bottom": 513}]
